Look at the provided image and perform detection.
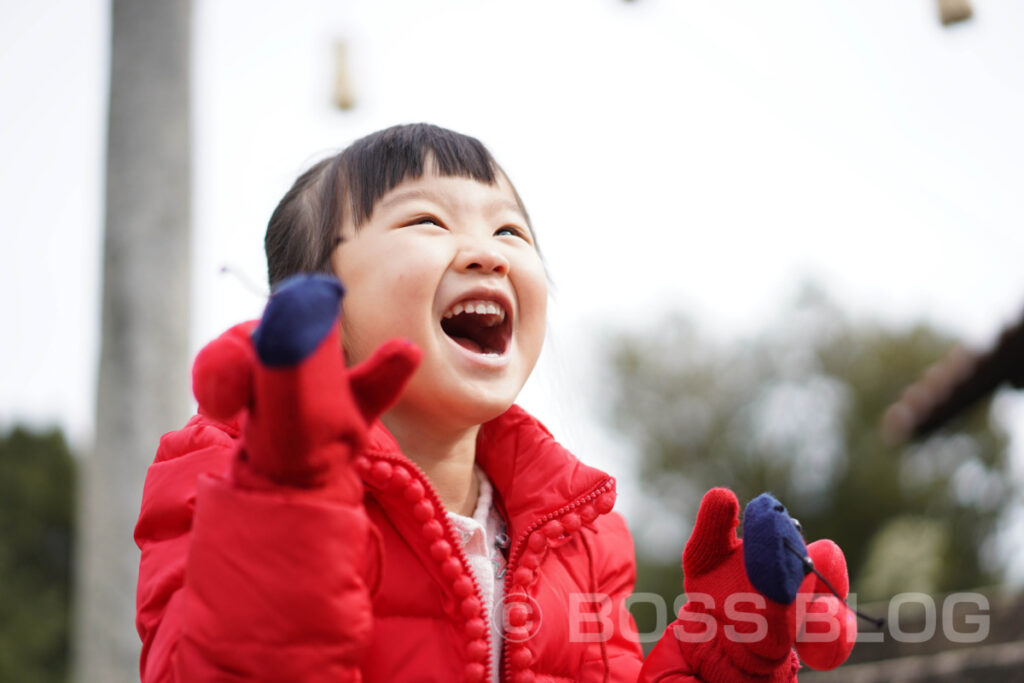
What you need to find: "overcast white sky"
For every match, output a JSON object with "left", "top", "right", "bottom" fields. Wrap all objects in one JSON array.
[{"left": 3, "top": 0, "right": 1024, "bottom": 577}]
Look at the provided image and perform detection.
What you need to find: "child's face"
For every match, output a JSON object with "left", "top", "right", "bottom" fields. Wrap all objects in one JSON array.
[{"left": 331, "top": 165, "right": 547, "bottom": 434}]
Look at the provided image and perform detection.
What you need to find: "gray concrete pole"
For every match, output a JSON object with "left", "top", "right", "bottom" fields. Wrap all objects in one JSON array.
[{"left": 74, "top": 1, "right": 192, "bottom": 680}]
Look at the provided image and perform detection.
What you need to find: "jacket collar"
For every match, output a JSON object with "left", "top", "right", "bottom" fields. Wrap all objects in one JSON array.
[{"left": 363, "top": 404, "right": 616, "bottom": 539}]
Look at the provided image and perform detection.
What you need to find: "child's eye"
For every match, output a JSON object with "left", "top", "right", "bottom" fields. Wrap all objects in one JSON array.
[
  {"left": 496, "top": 225, "right": 529, "bottom": 241},
  {"left": 402, "top": 214, "right": 446, "bottom": 230}
]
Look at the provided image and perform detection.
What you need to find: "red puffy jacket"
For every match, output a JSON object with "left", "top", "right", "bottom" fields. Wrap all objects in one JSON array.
[{"left": 135, "top": 404, "right": 649, "bottom": 682}]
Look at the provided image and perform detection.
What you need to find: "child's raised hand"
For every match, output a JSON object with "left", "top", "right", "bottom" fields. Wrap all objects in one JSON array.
[
  {"left": 191, "top": 273, "right": 421, "bottom": 495},
  {"left": 641, "top": 488, "right": 856, "bottom": 682}
]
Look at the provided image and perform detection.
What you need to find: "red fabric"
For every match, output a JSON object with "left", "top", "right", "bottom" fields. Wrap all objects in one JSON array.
[
  {"left": 135, "top": 400, "right": 654, "bottom": 681},
  {"left": 191, "top": 321, "right": 420, "bottom": 493}
]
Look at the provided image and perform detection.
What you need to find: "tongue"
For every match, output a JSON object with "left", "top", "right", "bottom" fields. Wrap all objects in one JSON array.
[{"left": 452, "top": 336, "right": 485, "bottom": 354}]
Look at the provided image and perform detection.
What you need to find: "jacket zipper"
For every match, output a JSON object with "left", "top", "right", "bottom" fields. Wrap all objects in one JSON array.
[
  {"left": 499, "top": 479, "right": 615, "bottom": 682},
  {"left": 363, "top": 451, "right": 496, "bottom": 680}
]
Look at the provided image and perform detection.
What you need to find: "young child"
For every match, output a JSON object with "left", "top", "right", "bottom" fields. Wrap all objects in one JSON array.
[{"left": 135, "top": 123, "right": 854, "bottom": 682}]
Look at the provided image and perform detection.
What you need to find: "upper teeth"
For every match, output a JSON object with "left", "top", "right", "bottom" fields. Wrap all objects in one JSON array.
[{"left": 442, "top": 299, "right": 506, "bottom": 321}]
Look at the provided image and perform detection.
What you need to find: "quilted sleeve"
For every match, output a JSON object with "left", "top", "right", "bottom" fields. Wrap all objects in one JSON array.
[
  {"left": 134, "top": 415, "right": 377, "bottom": 682},
  {"left": 636, "top": 630, "right": 703, "bottom": 683}
]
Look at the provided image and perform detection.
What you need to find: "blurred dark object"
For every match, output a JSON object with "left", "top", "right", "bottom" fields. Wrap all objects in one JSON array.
[
  {"left": 0, "top": 426, "right": 76, "bottom": 682},
  {"left": 333, "top": 39, "right": 355, "bottom": 111},
  {"left": 938, "top": 0, "right": 974, "bottom": 26},
  {"left": 883, "top": 307, "right": 1024, "bottom": 444}
]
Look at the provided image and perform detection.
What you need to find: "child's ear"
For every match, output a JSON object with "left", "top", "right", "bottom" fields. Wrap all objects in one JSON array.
[{"left": 683, "top": 487, "right": 742, "bottom": 576}]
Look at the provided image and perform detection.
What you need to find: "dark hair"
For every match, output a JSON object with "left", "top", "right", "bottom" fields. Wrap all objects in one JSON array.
[{"left": 265, "top": 123, "right": 531, "bottom": 287}]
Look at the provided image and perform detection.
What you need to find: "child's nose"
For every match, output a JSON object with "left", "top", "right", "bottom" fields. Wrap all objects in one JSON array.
[{"left": 455, "top": 241, "right": 510, "bottom": 275}]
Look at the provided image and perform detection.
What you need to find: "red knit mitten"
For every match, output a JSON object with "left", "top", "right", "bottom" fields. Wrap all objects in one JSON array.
[
  {"left": 191, "top": 274, "right": 421, "bottom": 499},
  {"left": 642, "top": 488, "right": 856, "bottom": 682}
]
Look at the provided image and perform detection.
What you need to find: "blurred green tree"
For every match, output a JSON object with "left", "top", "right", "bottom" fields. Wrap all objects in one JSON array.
[
  {"left": 605, "top": 286, "right": 1013, "bottom": 638},
  {"left": 0, "top": 427, "right": 75, "bottom": 682}
]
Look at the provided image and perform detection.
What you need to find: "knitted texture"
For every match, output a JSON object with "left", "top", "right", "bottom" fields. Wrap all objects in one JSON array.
[
  {"left": 743, "top": 493, "right": 808, "bottom": 605},
  {"left": 190, "top": 274, "right": 421, "bottom": 494},
  {"left": 641, "top": 488, "right": 856, "bottom": 682}
]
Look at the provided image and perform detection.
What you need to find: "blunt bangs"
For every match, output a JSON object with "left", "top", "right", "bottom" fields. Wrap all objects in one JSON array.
[{"left": 343, "top": 123, "right": 500, "bottom": 226}]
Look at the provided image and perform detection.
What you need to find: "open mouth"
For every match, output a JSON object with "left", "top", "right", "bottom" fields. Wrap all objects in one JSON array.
[{"left": 440, "top": 298, "right": 512, "bottom": 356}]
